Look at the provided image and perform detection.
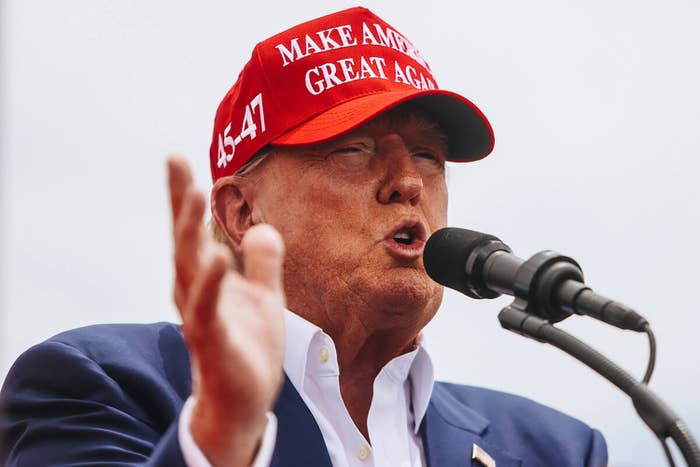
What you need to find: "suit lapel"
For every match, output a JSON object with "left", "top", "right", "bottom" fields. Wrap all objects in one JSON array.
[
  {"left": 268, "top": 376, "right": 524, "bottom": 467},
  {"left": 421, "top": 383, "right": 522, "bottom": 467},
  {"left": 270, "top": 375, "right": 333, "bottom": 467}
]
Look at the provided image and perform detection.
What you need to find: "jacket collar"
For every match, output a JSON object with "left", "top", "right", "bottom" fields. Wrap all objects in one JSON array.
[
  {"left": 427, "top": 382, "right": 490, "bottom": 434},
  {"left": 271, "top": 375, "right": 333, "bottom": 467},
  {"left": 271, "top": 377, "right": 523, "bottom": 467},
  {"left": 420, "top": 383, "right": 523, "bottom": 467}
]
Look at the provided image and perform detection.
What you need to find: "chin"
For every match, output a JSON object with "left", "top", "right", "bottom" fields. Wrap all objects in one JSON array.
[{"left": 365, "top": 270, "right": 442, "bottom": 318}]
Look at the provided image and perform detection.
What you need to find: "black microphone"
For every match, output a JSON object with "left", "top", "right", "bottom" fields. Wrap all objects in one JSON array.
[{"left": 424, "top": 227, "right": 649, "bottom": 332}]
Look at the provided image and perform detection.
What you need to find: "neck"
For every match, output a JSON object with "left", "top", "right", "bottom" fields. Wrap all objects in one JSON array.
[
  {"left": 288, "top": 291, "right": 431, "bottom": 440},
  {"left": 334, "top": 326, "right": 420, "bottom": 440}
]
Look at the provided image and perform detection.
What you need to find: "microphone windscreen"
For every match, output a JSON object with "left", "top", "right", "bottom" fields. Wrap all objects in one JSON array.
[{"left": 423, "top": 227, "right": 501, "bottom": 297}]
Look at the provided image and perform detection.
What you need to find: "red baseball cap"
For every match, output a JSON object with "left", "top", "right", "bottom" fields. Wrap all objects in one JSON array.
[{"left": 209, "top": 6, "right": 494, "bottom": 180}]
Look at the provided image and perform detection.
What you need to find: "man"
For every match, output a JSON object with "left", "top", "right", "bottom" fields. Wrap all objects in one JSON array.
[{"left": 0, "top": 7, "right": 607, "bottom": 466}]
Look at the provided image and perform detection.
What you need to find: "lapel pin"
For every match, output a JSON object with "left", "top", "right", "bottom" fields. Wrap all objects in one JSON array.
[{"left": 472, "top": 443, "right": 496, "bottom": 467}]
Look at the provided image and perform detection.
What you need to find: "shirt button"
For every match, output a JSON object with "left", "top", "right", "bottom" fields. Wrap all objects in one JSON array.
[
  {"left": 357, "top": 444, "right": 371, "bottom": 461},
  {"left": 319, "top": 347, "right": 329, "bottom": 363}
]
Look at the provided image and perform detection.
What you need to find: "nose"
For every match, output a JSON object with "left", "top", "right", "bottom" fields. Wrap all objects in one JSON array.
[{"left": 376, "top": 135, "right": 423, "bottom": 206}]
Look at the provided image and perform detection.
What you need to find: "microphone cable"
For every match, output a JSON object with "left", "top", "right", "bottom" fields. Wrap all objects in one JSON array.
[{"left": 642, "top": 324, "right": 656, "bottom": 385}]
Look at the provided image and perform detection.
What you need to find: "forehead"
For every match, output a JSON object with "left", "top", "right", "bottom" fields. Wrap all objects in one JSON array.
[
  {"left": 355, "top": 104, "right": 444, "bottom": 136},
  {"left": 315, "top": 103, "right": 449, "bottom": 151}
]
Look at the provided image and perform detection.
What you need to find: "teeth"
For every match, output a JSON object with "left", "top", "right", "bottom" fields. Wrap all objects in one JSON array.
[{"left": 393, "top": 230, "right": 415, "bottom": 245}]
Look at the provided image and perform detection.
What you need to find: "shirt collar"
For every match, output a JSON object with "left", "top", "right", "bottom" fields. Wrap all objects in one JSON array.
[
  {"left": 408, "top": 343, "right": 434, "bottom": 433},
  {"left": 283, "top": 309, "right": 323, "bottom": 393},
  {"left": 282, "top": 309, "right": 434, "bottom": 434}
]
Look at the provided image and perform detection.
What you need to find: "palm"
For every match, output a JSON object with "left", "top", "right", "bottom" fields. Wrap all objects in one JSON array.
[
  {"left": 205, "top": 272, "right": 285, "bottom": 412},
  {"left": 167, "top": 156, "right": 286, "bottom": 465}
]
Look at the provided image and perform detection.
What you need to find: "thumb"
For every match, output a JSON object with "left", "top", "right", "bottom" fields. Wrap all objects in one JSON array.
[{"left": 241, "top": 224, "right": 285, "bottom": 293}]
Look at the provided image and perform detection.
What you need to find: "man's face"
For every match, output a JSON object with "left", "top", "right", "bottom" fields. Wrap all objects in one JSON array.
[{"left": 248, "top": 106, "right": 448, "bottom": 334}]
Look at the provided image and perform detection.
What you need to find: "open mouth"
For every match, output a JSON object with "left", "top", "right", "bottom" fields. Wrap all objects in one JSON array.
[
  {"left": 385, "top": 220, "right": 427, "bottom": 257},
  {"left": 393, "top": 227, "right": 420, "bottom": 245}
]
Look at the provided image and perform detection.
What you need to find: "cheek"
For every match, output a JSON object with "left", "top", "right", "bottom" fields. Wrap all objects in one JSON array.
[
  {"left": 258, "top": 178, "right": 373, "bottom": 260},
  {"left": 423, "top": 178, "right": 448, "bottom": 229}
]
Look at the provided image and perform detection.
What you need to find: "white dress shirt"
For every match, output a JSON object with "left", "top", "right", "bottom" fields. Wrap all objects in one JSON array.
[{"left": 179, "top": 309, "right": 435, "bottom": 467}]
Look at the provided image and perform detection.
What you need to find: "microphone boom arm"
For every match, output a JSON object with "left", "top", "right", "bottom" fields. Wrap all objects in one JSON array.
[{"left": 499, "top": 305, "right": 700, "bottom": 466}]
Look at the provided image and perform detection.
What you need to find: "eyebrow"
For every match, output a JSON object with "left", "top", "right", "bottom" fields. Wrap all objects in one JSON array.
[
  {"left": 415, "top": 127, "right": 449, "bottom": 154},
  {"left": 291, "top": 109, "right": 450, "bottom": 157}
]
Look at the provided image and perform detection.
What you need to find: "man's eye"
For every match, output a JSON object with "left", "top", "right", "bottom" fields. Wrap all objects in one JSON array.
[
  {"left": 330, "top": 145, "right": 370, "bottom": 156},
  {"left": 326, "top": 145, "right": 374, "bottom": 171},
  {"left": 413, "top": 151, "right": 443, "bottom": 164},
  {"left": 412, "top": 150, "right": 446, "bottom": 175}
]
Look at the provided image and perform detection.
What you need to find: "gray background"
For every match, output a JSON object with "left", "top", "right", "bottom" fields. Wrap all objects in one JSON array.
[{"left": 1, "top": 1, "right": 698, "bottom": 465}]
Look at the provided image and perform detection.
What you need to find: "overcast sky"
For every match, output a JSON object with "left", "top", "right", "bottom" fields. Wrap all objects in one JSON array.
[{"left": 1, "top": 1, "right": 699, "bottom": 465}]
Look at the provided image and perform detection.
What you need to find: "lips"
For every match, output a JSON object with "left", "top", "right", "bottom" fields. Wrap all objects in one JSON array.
[{"left": 384, "top": 219, "right": 427, "bottom": 260}]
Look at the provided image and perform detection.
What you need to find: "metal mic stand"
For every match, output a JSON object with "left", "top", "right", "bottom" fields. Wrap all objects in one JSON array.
[{"left": 496, "top": 251, "right": 700, "bottom": 466}]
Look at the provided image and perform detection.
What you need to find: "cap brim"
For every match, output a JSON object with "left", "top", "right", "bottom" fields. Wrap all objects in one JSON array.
[{"left": 271, "top": 89, "right": 495, "bottom": 162}]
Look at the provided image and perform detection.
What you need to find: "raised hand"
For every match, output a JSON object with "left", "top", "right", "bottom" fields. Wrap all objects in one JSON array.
[{"left": 167, "top": 156, "right": 286, "bottom": 466}]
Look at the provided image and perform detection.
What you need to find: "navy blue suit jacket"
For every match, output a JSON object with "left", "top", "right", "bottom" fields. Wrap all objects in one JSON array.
[{"left": 0, "top": 322, "right": 607, "bottom": 466}]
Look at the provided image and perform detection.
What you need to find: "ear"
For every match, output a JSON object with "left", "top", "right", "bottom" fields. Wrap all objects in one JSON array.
[{"left": 210, "top": 176, "right": 257, "bottom": 254}]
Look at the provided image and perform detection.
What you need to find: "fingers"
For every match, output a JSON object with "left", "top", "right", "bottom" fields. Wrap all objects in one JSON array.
[
  {"left": 168, "top": 156, "right": 194, "bottom": 224},
  {"left": 241, "top": 224, "right": 285, "bottom": 293},
  {"left": 174, "top": 187, "right": 207, "bottom": 299},
  {"left": 185, "top": 246, "right": 231, "bottom": 338}
]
